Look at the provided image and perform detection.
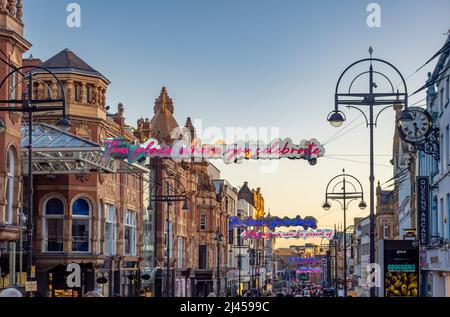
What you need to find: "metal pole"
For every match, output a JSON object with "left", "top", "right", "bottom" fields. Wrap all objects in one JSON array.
[
  {"left": 166, "top": 181, "right": 170, "bottom": 297},
  {"left": 334, "top": 228, "right": 338, "bottom": 296},
  {"left": 343, "top": 176, "right": 347, "bottom": 298},
  {"left": 216, "top": 232, "right": 220, "bottom": 297},
  {"left": 19, "top": 226, "right": 23, "bottom": 286},
  {"left": 26, "top": 73, "right": 34, "bottom": 297},
  {"left": 369, "top": 62, "right": 376, "bottom": 298},
  {"left": 238, "top": 228, "right": 241, "bottom": 296}
]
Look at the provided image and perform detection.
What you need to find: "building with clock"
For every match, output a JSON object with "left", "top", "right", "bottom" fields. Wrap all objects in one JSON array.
[{"left": 416, "top": 33, "right": 450, "bottom": 298}]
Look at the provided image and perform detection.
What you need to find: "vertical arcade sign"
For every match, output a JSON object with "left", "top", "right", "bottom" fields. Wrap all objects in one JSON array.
[{"left": 416, "top": 176, "right": 429, "bottom": 246}]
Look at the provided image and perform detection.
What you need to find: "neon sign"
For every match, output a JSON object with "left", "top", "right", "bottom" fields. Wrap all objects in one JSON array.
[
  {"left": 241, "top": 229, "right": 334, "bottom": 240},
  {"left": 288, "top": 257, "right": 323, "bottom": 264},
  {"left": 229, "top": 216, "right": 318, "bottom": 230},
  {"left": 102, "top": 137, "right": 325, "bottom": 165},
  {"left": 296, "top": 267, "right": 322, "bottom": 274}
]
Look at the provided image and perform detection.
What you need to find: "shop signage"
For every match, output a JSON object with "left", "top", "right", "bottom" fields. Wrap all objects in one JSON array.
[
  {"left": 241, "top": 228, "right": 334, "bottom": 240},
  {"left": 380, "top": 240, "right": 419, "bottom": 297},
  {"left": 229, "top": 215, "right": 318, "bottom": 230},
  {"left": 25, "top": 281, "right": 38, "bottom": 292},
  {"left": 102, "top": 137, "right": 325, "bottom": 165},
  {"left": 416, "top": 176, "right": 429, "bottom": 245}
]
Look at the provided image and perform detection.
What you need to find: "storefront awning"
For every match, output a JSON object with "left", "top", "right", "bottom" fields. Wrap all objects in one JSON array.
[{"left": 21, "top": 123, "right": 149, "bottom": 175}]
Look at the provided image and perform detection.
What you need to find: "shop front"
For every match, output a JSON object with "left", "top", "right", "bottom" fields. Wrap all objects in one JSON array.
[
  {"left": 193, "top": 271, "right": 213, "bottom": 297},
  {"left": 424, "top": 248, "right": 450, "bottom": 297}
]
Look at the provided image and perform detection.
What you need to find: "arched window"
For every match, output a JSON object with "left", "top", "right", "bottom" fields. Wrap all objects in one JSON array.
[
  {"left": 124, "top": 210, "right": 136, "bottom": 256},
  {"left": 72, "top": 198, "right": 91, "bottom": 253},
  {"left": 5, "top": 148, "right": 14, "bottom": 224},
  {"left": 44, "top": 198, "right": 64, "bottom": 252}
]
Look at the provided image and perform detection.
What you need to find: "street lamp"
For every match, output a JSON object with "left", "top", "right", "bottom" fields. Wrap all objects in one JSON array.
[
  {"left": 0, "top": 65, "right": 70, "bottom": 297},
  {"left": 322, "top": 170, "right": 365, "bottom": 297},
  {"left": 328, "top": 48, "right": 408, "bottom": 297},
  {"left": 148, "top": 180, "right": 190, "bottom": 297},
  {"left": 214, "top": 228, "right": 223, "bottom": 297}
]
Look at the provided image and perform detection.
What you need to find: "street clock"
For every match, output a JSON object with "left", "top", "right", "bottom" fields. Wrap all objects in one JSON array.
[{"left": 397, "top": 107, "right": 433, "bottom": 144}]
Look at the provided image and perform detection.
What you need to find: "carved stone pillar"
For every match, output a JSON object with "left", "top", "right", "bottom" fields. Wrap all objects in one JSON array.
[
  {"left": 101, "top": 88, "right": 106, "bottom": 109},
  {"left": 0, "top": 1, "right": 7, "bottom": 13},
  {"left": 16, "top": 0, "right": 22, "bottom": 20},
  {"left": 66, "top": 80, "right": 74, "bottom": 102},
  {"left": 7, "top": 0, "right": 14, "bottom": 15},
  {"left": 80, "top": 82, "right": 87, "bottom": 103}
]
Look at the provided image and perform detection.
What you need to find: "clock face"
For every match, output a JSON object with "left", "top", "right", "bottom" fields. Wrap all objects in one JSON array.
[{"left": 397, "top": 107, "right": 433, "bottom": 144}]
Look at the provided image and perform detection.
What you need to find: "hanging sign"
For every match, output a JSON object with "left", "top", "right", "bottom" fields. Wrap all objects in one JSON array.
[
  {"left": 296, "top": 267, "right": 322, "bottom": 274},
  {"left": 229, "top": 215, "right": 318, "bottom": 230},
  {"left": 416, "top": 176, "right": 429, "bottom": 245},
  {"left": 288, "top": 257, "right": 323, "bottom": 264},
  {"left": 241, "top": 229, "right": 334, "bottom": 240},
  {"left": 102, "top": 137, "right": 325, "bottom": 165}
]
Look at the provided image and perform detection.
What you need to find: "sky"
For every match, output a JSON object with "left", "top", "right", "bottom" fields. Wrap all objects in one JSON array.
[{"left": 23, "top": 0, "right": 450, "bottom": 248}]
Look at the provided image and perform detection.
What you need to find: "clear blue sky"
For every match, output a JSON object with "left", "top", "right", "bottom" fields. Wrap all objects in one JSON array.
[{"left": 23, "top": 0, "right": 450, "bottom": 245}]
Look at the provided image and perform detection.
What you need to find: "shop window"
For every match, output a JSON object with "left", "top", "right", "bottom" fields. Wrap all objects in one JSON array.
[
  {"left": 44, "top": 198, "right": 64, "bottom": 252},
  {"left": 104, "top": 204, "right": 117, "bottom": 255},
  {"left": 72, "top": 198, "right": 91, "bottom": 253},
  {"left": 124, "top": 210, "right": 137, "bottom": 255},
  {"left": 5, "top": 148, "right": 15, "bottom": 224}
]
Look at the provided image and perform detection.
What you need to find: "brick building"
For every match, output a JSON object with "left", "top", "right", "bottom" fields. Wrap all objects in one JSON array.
[{"left": 0, "top": 0, "right": 31, "bottom": 289}]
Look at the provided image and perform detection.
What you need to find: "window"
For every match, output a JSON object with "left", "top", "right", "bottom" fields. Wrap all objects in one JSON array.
[
  {"left": 441, "top": 89, "right": 445, "bottom": 112},
  {"left": 433, "top": 196, "right": 438, "bottom": 236},
  {"left": 124, "top": 210, "right": 136, "bottom": 255},
  {"left": 440, "top": 198, "right": 444, "bottom": 237},
  {"left": 104, "top": 204, "right": 116, "bottom": 255},
  {"left": 97, "top": 202, "right": 103, "bottom": 254},
  {"left": 86, "top": 85, "right": 91, "bottom": 103},
  {"left": 447, "top": 77, "right": 450, "bottom": 102},
  {"left": 5, "top": 148, "right": 14, "bottom": 224},
  {"left": 200, "top": 214, "right": 207, "bottom": 231},
  {"left": 447, "top": 194, "right": 450, "bottom": 239},
  {"left": 72, "top": 198, "right": 91, "bottom": 252},
  {"left": 177, "top": 237, "right": 185, "bottom": 269},
  {"left": 199, "top": 245, "right": 207, "bottom": 269},
  {"left": 9, "top": 66, "right": 17, "bottom": 98},
  {"left": 74, "top": 83, "right": 81, "bottom": 102},
  {"left": 447, "top": 126, "right": 450, "bottom": 168},
  {"left": 44, "top": 198, "right": 64, "bottom": 252}
]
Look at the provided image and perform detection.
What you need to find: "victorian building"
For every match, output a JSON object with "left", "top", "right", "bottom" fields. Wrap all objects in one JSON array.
[
  {"left": 133, "top": 87, "right": 229, "bottom": 297},
  {"left": 0, "top": 0, "right": 30, "bottom": 289},
  {"left": 20, "top": 48, "right": 147, "bottom": 297}
]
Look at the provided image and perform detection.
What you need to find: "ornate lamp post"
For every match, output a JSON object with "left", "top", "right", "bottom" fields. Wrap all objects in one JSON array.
[
  {"left": 322, "top": 170, "right": 366, "bottom": 297},
  {"left": 327, "top": 48, "right": 410, "bottom": 297},
  {"left": 214, "top": 228, "right": 223, "bottom": 297}
]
